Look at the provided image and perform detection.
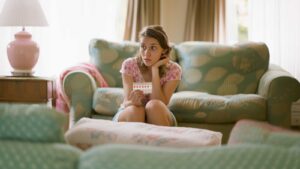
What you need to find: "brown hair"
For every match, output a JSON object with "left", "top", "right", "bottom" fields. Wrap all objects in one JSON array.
[{"left": 136, "top": 25, "right": 171, "bottom": 77}]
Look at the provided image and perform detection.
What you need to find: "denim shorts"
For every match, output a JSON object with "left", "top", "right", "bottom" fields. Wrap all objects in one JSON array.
[{"left": 112, "top": 107, "right": 178, "bottom": 126}]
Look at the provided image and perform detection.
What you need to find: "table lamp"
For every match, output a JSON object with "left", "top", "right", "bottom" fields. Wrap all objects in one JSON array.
[{"left": 0, "top": 0, "right": 48, "bottom": 76}]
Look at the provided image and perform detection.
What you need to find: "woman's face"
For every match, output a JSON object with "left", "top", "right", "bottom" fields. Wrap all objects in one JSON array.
[{"left": 140, "top": 36, "right": 165, "bottom": 67}]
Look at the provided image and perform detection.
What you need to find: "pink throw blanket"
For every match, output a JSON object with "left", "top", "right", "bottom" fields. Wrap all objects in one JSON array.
[{"left": 56, "top": 63, "right": 108, "bottom": 113}]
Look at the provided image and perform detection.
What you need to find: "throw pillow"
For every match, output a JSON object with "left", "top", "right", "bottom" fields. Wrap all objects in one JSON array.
[
  {"left": 64, "top": 118, "right": 222, "bottom": 150},
  {"left": 228, "top": 119, "right": 300, "bottom": 148},
  {"left": 0, "top": 103, "right": 67, "bottom": 142}
]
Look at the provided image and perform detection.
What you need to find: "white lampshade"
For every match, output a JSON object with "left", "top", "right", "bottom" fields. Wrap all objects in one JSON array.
[
  {"left": 0, "top": 0, "right": 48, "bottom": 26},
  {"left": 0, "top": 0, "right": 48, "bottom": 76}
]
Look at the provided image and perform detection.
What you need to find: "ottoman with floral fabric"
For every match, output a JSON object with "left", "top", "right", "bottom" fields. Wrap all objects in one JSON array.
[{"left": 64, "top": 118, "right": 222, "bottom": 150}]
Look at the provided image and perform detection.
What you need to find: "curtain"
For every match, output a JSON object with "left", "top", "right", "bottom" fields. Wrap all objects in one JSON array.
[
  {"left": 184, "top": 0, "right": 226, "bottom": 42},
  {"left": 123, "top": 0, "right": 160, "bottom": 42},
  {"left": 0, "top": 0, "right": 127, "bottom": 77},
  {"left": 248, "top": 0, "right": 300, "bottom": 80}
]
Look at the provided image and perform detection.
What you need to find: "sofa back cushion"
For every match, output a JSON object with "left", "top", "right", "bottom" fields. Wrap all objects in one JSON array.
[
  {"left": 89, "top": 39, "right": 139, "bottom": 87},
  {"left": 89, "top": 39, "right": 179, "bottom": 87},
  {"left": 175, "top": 42, "right": 269, "bottom": 95},
  {"left": 0, "top": 103, "right": 66, "bottom": 142}
]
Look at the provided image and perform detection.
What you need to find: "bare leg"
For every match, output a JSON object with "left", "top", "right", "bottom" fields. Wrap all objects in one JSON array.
[
  {"left": 145, "top": 100, "right": 173, "bottom": 126},
  {"left": 118, "top": 105, "right": 146, "bottom": 122}
]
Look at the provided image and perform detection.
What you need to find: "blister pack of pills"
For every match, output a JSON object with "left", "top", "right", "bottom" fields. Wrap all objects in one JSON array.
[{"left": 133, "top": 82, "right": 152, "bottom": 94}]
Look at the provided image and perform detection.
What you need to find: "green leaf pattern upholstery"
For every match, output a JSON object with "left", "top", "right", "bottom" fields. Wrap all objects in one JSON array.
[
  {"left": 89, "top": 39, "right": 139, "bottom": 87},
  {"left": 93, "top": 88, "right": 124, "bottom": 116},
  {"left": 176, "top": 42, "right": 269, "bottom": 94},
  {"left": 257, "top": 64, "right": 300, "bottom": 127},
  {"left": 63, "top": 71, "right": 97, "bottom": 127},
  {"left": 169, "top": 91, "right": 266, "bottom": 123}
]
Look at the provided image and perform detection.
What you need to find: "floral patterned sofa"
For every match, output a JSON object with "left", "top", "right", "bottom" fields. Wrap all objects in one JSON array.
[{"left": 63, "top": 39, "right": 300, "bottom": 143}]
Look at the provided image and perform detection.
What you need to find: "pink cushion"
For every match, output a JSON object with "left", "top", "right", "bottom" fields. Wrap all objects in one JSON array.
[{"left": 64, "top": 118, "right": 222, "bottom": 150}]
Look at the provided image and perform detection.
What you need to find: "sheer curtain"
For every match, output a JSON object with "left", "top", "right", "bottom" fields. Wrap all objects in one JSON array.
[
  {"left": 248, "top": 0, "right": 300, "bottom": 80},
  {"left": 0, "top": 0, "right": 127, "bottom": 77}
]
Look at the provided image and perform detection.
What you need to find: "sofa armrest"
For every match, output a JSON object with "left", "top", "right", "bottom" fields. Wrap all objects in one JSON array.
[
  {"left": 63, "top": 71, "right": 97, "bottom": 128},
  {"left": 258, "top": 64, "right": 300, "bottom": 128}
]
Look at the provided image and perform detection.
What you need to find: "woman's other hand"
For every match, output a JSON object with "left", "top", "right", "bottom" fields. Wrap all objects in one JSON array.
[{"left": 128, "top": 89, "right": 145, "bottom": 106}]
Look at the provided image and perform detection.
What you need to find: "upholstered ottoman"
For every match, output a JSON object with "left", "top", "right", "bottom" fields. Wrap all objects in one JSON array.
[{"left": 65, "top": 118, "right": 222, "bottom": 150}]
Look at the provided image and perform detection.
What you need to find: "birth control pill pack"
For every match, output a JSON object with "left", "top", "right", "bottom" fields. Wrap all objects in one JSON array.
[{"left": 133, "top": 82, "right": 152, "bottom": 94}]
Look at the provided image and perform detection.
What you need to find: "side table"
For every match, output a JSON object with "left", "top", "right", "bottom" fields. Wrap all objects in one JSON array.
[{"left": 0, "top": 76, "right": 56, "bottom": 107}]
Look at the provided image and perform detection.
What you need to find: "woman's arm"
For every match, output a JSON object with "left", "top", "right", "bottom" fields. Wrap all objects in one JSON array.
[
  {"left": 152, "top": 69, "right": 179, "bottom": 104},
  {"left": 122, "top": 73, "right": 133, "bottom": 102},
  {"left": 162, "top": 80, "right": 180, "bottom": 104},
  {"left": 151, "top": 59, "right": 180, "bottom": 105}
]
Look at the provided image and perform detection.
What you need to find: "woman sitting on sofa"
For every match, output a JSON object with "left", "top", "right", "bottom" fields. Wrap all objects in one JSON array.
[{"left": 113, "top": 25, "right": 182, "bottom": 126}]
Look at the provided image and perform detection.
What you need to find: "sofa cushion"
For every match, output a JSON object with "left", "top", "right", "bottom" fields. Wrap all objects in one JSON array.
[
  {"left": 89, "top": 39, "right": 178, "bottom": 87},
  {"left": 89, "top": 39, "right": 139, "bottom": 87},
  {"left": 175, "top": 42, "right": 269, "bottom": 95},
  {"left": 65, "top": 118, "right": 222, "bottom": 150},
  {"left": 0, "top": 140, "right": 81, "bottom": 169},
  {"left": 79, "top": 144, "right": 300, "bottom": 169},
  {"left": 228, "top": 119, "right": 300, "bottom": 148},
  {"left": 169, "top": 91, "right": 266, "bottom": 123},
  {"left": 93, "top": 87, "right": 124, "bottom": 115},
  {"left": 0, "top": 103, "right": 66, "bottom": 142}
]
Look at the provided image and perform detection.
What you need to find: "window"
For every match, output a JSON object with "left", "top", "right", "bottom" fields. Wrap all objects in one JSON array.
[
  {"left": 227, "top": 0, "right": 300, "bottom": 80},
  {"left": 226, "top": 0, "right": 249, "bottom": 43},
  {"left": 0, "top": 0, "right": 128, "bottom": 76},
  {"left": 236, "top": 0, "right": 248, "bottom": 41}
]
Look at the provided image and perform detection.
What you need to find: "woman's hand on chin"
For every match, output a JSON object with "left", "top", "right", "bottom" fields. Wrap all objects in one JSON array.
[{"left": 152, "top": 57, "right": 169, "bottom": 69}]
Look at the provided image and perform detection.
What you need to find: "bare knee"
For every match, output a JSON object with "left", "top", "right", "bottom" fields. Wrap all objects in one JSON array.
[
  {"left": 118, "top": 106, "right": 145, "bottom": 122},
  {"left": 145, "top": 100, "right": 163, "bottom": 110},
  {"left": 145, "top": 100, "right": 172, "bottom": 126}
]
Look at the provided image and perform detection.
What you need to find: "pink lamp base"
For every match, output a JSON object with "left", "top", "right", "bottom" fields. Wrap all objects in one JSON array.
[{"left": 7, "top": 30, "right": 39, "bottom": 75}]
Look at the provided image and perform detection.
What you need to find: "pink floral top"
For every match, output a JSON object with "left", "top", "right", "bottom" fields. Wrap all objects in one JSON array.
[{"left": 120, "top": 58, "right": 182, "bottom": 85}]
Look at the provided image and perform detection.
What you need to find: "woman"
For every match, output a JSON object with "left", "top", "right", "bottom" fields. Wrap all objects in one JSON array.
[{"left": 113, "top": 25, "right": 182, "bottom": 126}]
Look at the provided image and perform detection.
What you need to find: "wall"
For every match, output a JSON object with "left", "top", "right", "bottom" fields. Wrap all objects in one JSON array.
[{"left": 161, "top": 0, "right": 188, "bottom": 43}]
